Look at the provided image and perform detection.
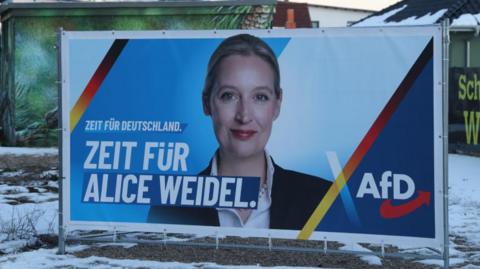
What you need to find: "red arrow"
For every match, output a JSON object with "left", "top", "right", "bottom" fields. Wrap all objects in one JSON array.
[{"left": 379, "top": 191, "right": 430, "bottom": 219}]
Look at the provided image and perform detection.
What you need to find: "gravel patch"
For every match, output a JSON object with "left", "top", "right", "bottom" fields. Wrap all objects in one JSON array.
[{"left": 69, "top": 235, "right": 440, "bottom": 269}]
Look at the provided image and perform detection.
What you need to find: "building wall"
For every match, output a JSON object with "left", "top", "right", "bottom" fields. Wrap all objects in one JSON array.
[
  {"left": 308, "top": 5, "right": 372, "bottom": 27},
  {"left": 450, "top": 32, "right": 480, "bottom": 67}
]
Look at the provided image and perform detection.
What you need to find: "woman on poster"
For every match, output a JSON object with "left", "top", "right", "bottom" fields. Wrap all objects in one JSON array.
[{"left": 148, "top": 33, "right": 331, "bottom": 230}]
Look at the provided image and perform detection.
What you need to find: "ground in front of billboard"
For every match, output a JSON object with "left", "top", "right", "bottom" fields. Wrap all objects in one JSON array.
[{"left": 0, "top": 149, "right": 478, "bottom": 269}]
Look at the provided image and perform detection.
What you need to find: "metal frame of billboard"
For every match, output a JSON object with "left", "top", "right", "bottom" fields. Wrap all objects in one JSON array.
[
  {"left": 57, "top": 25, "right": 449, "bottom": 267},
  {"left": 442, "top": 19, "right": 450, "bottom": 269}
]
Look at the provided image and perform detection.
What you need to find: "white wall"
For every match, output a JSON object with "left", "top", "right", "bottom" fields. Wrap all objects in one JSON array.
[{"left": 308, "top": 5, "right": 373, "bottom": 27}]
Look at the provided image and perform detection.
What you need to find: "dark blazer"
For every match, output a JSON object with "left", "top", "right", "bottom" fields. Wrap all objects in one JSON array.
[{"left": 147, "top": 160, "right": 331, "bottom": 230}]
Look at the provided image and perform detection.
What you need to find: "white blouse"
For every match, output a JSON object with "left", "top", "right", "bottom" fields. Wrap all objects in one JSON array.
[{"left": 210, "top": 152, "right": 274, "bottom": 228}]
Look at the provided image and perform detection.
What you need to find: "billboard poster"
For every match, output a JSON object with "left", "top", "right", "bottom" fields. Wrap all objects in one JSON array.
[
  {"left": 449, "top": 67, "right": 480, "bottom": 154},
  {"left": 61, "top": 27, "right": 444, "bottom": 247}
]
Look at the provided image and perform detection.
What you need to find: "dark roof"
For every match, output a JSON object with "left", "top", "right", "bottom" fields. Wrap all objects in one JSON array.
[
  {"left": 354, "top": 0, "right": 480, "bottom": 25},
  {"left": 273, "top": 1, "right": 312, "bottom": 28}
]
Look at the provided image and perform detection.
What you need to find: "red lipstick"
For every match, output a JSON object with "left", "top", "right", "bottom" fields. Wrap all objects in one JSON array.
[{"left": 231, "top": 129, "right": 256, "bottom": 140}]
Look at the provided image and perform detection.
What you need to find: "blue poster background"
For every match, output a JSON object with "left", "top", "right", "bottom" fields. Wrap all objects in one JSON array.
[{"left": 70, "top": 38, "right": 289, "bottom": 222}]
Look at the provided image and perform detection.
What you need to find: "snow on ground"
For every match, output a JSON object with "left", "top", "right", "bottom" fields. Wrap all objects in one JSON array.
[
  {"left": 418, "top": 257, "right": 467, "bottom": 267},
  {"left": 1, "top": 189, "right": 57, "bottom": 204},
  {"left": 0, "top": 170, "right": 25, "bottom": 177},
  {"left": 0, "top": 147, "right": 57, "bottom": 156},
  {"left": 338, "top": 242, "right": 382, "bottom": 266},
  {"left": 40, "top": 169, "right": 58, "bottom": 178},
  {"left": 449, "top": 154, "right": 480, "bottom": 245},
  {"left": 0, "top": 245, "right": 322, "bottom": 269},
  {"left": 0, "top": 179, "right": 58, "bottom": 204},
  {"left": 0, "top": 201, "right": 58, "bottom": 235},
  {"left": 0, "top": 239, "right": 31, "bottom": 254},
  {"left": 0, "top": 184, "right": 29, "bottom": 195},
  {"left": 0, "top": 241, "right": 324, "bottom": 269},
  {"left": 0, "top": 150, "right": 479, "bottom": 268},
  {"left": 0, "top": 247, "right": 324, "bottom": 269}
]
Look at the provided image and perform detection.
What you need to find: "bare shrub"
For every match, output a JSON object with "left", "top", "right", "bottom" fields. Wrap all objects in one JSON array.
[
  {"left": 45, "top": 210, "right": 57, "bottom": 235},
  {"left": 0, "top": 207, "right": 45, "bottom": 240}
]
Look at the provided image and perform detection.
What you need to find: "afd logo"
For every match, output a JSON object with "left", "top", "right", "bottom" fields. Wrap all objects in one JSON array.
[{"left": 356, "top": 171, "right": 431, "bottom": 219}]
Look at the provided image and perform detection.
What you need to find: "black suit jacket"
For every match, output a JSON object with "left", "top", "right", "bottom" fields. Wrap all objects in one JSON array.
[{"left": 147, "top": 160, "right": 331, "bottom": 230}]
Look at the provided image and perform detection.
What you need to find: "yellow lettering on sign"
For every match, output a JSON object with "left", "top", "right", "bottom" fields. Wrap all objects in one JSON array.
[
  {"left": 458, "top": 74, "right": 466, "bottom": 100},
  {"left": 475, "top": 74, "right": 480, "bottom": 100},
  {"left": 458, "top": 73, "right": 480, "bottom": 101},
  {"left": 463, "top": 110, "right": 480, "bottom": 145}
]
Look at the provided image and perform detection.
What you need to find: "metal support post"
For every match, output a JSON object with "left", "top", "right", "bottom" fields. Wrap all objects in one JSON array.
[
  {"left": 113, "top": 228, "right": 117, "bottom": 243},
  {"left": 163, "top": 229, "right": 167, "bottom": 248},
  {"left": 56, "top": 27, "right": 66, "bottom": 255},
  {"left": 442, "top": 19, "right": 451, "bottom": 269},
  {"left": 268, "top": 234, "right": 272, "bottom": 251}
]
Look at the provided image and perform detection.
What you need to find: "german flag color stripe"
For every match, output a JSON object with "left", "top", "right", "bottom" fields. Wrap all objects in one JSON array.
[{"left": 70, "top": 39, "right": 128, "bottom": 132}]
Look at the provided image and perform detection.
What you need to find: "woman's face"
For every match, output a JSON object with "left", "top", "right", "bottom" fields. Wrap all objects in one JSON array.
[{"left": 204, "top": 54, "right": 281, "bottom": 160}]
